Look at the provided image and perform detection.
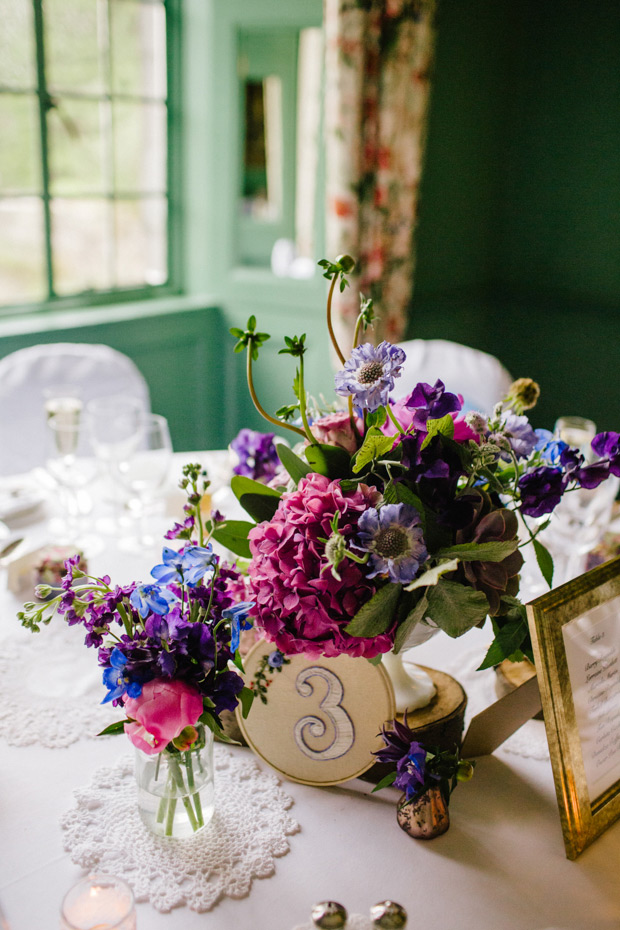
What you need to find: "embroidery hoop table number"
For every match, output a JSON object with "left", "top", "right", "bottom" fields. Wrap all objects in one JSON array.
[{"left": 237, "top": 641, "right": 396, "bottom": 786}]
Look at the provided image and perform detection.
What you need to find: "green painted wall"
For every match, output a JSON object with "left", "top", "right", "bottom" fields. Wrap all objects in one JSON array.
[{"left": 412, "top": 0, "right": 620, "bottom": 433}]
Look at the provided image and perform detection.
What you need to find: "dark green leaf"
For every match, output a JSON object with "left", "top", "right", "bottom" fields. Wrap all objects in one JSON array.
[
  {"left": 425, "top": 579, "right": 489, "bottom": 638},
  {"left": 344, "top": 583, "right": 402, "bottom": 637},
  {"left": 305, "top": 443, "right": 351, "bottom": 479},
  {"left": 436, "top": 540, "right": 518, "bottom": 562},
  {"left": 393, "top": 593, "right": 429, "bottom": 653},
  {"left": 201, "top": 711, "right": 240, "bottom": 745},
  {"left": 366, "top": 406, "right": 387, "bottom": 429},
  {"left": 96, "top": 720, "right": 128, "bottom": 737},
  {"left": 232, "top": 651, "right": 245, "bottom": 673},
  {"left": 382, "top": 481, "right": 426, "bottom": 529},
  {"left": 477, "top": 609, "right": 530, "bottom": 670},
  {"left": 231, "top": 475, "right": 281, "bottom": 522},
  {"left": 421, "top": 414, "right": 454, "bottom": 449},
  {"left": 211, "top": 520, "right": 254, "bottom": 559},
  {"left": 533, "top": 539, "right": 554, "bottom": 588},
  {"left": 276, "top": 443, "right": 311, "bottom": 486},
  {"left": 367, "top": 653, "right": 383, "bottom": 666},
  {"left": 239, "top": 686, "right": 255, "bottom": 719}
]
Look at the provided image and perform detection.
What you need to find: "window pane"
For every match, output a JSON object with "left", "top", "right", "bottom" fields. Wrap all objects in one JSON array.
[
  {"left": 110, "top": 0, "right": 166, "bottom": 99},
  {"left": 0, "top": 94, "right": 41, "bottom": 194},
  {"left": 0, "top": 198, "right": 46, "bottom": 303},
  {"left": 113, "top": 101, "right": 166, "bottom": 193},
  {"left": 44, "top": 0, "right": 105, "bottom": 94},
  {"left": 48, "top": 98, "right": 108, "bottom": 195},
  {"left": 115, "top": 197, "right": 167, "bottom": 287},
  {"left": 0, "top": 0, "right": 37, "bottom": 89},
  {"left": 51, "top": 198, "right": 113, "bottom": 294}
]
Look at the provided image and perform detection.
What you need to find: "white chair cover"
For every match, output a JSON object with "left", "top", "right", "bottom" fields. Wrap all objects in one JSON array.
[
  {"left": 394, "top": 338, "right": 513, "bottom": 414},
  {"left": 0, "top": 343, "right": 150, "bottom": 476}
]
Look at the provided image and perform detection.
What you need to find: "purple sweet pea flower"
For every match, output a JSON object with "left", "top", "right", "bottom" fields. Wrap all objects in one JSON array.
[
  {"left": 560, "top": 446, "right": 610, "bottom": 490},
  {"left": 231, "top": 429, "right": 279, "bottom": 483},
  {"left": 334, "top": 341, "right": 406, "bottom": 413},
  {"left": 519, "top": 466, "right": 567, "bottom": 517},
  {"left": 499, "top": 413, "right": 538, "bottom": 460},
  {"left": 592, "top": 431, "right": 620, "bottom": 477},
  {"left": 356, "top": 503, "right": 428, "bottom": 583},
  {"left": 402, "top": 379, "right": 462, "bottom": 430}
]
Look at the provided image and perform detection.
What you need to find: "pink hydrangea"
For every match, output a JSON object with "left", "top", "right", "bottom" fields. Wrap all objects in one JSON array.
[
  {"left": 247, "top": 473, "right": 394, "bottom": 659},
  {"left": 124, "top": 678, "right": 203, "bottom": 755}
]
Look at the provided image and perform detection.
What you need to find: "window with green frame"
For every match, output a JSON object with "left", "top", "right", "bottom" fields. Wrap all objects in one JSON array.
[{"left": 0, "top": 0, "right": 172, "bottom": 309}]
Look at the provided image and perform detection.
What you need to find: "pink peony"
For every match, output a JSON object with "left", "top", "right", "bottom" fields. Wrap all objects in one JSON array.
[
  {"left": 312, "top": 411, "right": 362, "bottom": 455},
  {"left": 124, "top": 679, "right": 204, "bottom": 755},
  {"left": 247, "top": 473, "right": 394, "bottom": 659}
]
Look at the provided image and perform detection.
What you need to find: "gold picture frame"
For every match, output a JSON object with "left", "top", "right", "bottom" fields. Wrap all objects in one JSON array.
[{"left": 527, "top": 555, "right": 620, "bottom": 859}]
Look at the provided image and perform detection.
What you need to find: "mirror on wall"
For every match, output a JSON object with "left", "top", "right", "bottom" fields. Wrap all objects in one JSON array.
[{"left": 236, "top": 27, "right": 322, "bottom": 276}]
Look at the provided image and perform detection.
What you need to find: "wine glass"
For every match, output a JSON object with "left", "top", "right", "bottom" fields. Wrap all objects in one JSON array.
[
  {"left": 114, "top": 414, "right": 173, "bottom": 551},
  {"left": 46, "top": 413, "right": 99, "bottom": 550}
]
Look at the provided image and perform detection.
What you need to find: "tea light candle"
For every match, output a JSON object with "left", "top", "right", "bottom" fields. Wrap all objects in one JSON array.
[{"left": 60, "top": 874, "right": 136, "bottom": 930}]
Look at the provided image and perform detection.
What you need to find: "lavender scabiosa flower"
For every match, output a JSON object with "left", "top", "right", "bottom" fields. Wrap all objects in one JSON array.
[
  {"left": 334, "top": 341, "right": 406, "bottom": 413},
  {"left": 356, "top": 503, "right": 427, "bottom": 584}
]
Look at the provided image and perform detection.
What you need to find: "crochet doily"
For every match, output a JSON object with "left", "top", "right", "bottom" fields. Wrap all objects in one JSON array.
[
  {"left": 445, "top": 647, "right": 549, "bottom": 761},
  {"left": 294, "top": 916, "right": 371, "bottom": 930},
  {"left": 61, "top": 746, "right": 300, "bottom": 912},
  {"left": 0, "top": 624, "right": 117, "bottom": 748}
]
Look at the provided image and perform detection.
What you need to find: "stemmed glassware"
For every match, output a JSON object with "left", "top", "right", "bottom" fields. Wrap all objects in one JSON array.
[{"left": 114, "top": 413, "right": 173, "bottom": 551}]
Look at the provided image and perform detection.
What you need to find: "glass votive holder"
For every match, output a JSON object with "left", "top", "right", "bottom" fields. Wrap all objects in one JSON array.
[
  {"left": 60, "top": 874, "right": 136, "bottom": 930},
  {"left": 554, "top": 415, "right": 597, "bottom": 460}
]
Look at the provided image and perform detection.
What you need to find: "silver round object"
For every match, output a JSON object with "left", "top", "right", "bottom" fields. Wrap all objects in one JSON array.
[
  {"left": 370, "top": 900, "right": 407, "bottom": 929},
  {"left": 311, "top": 901, "right": 348, "bottom": 928}
]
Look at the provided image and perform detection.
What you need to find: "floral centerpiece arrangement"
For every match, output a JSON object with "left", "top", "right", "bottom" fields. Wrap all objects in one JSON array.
[
  {"left": 19, "top": 464, "right": 255, "bottom": 838},
  {"left": 226, "top": 255, "right": 620, "bottom": 669},
  {"left": 373, "top": 716, "right": 475, "bottom": 839}
]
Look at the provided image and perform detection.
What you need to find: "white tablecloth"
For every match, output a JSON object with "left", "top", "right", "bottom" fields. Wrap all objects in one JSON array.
[{"left": 1, "top": 454, "right": 619, "bottom": 930}]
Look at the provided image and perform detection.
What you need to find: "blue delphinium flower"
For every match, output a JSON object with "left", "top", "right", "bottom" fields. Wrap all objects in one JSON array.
[
  {"left": 534, "top": 429, "right": 567, "bottom": 465},
  {"left": 222, "top": 601, "right": 255, "bottom": 652},
  {"left": 334, "top": 341, "right": 406, "bottom": 413},
  {"left": 129, "top": 583, "right": 176, "bottom": 619},
  {"left": 394, "top": 743, "right": 429, "bottom": 800},
  {"left": 101, "top": 648, "right": 142, "bottom": 703},
  {"left": 356, "top": 503, "right": 428, "bottom": 583},
  {"left": 151, "top": 545, "right": 216, "bottom": 587}
]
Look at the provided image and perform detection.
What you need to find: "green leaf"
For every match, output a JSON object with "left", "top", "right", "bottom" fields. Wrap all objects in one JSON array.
[
  {"left": 211, "top": 520, "right": 254, "bottom": 559},
  {"left": 344, "top": 583, "right": 402, "bottom": 637},
  {"left": 239, "top": 686, "right": 255, "bottom": 719},
  {"left": 201, "top": 711, "right": 240, "bottom": 745},
  {"left": 436, "top": 540, "right": 518, "bottom": 562},
  {"left": 96, "top": 720, "right": 128, "bottom": 737},
  {"left": 231, "top": 475, "right": 281, "bottom": 522},
  {"left": 533, "top": 539, "right": 554, "bottom": 588},
  {"left": 371, "top": 771, "right": 398, "bottom": 793},
  {"left": 366, "top": 406, "right": 387, "bottom": 429},
  {"left": 276, "top": 443, "right": 311, "bottom": 486},
  {"left": 477, "top": 608, "right": 530, "bottom": 670},
  {"left": 405, "top": 559, "right": 459, "bottom": 592},
  {"left": 393, "top": 593, "right": 429, "bottom": 653},
  {"left": 305, "top": 443, "right": 351, "bottom": 479},
  {"left": 421, "top": 414, "right": 454, "bottom": 450},
  {"left": 352, "top": 427, "right": 395, "bottom": 474},
  {"left": 232, "top": 651, "right": 245, "bottom": 673},
  {"left": 425, "top": 579, "right": 489, "bottom": 638}
]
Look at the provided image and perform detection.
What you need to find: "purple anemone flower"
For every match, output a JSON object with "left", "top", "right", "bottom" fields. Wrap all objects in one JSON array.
[
  {"left": 519, "top": 466, "right": 567, "bottom": 517},
  {"left": 334, "top": 341, "right": 406, "bottom": 413},
  {"left": 356, "top": 503, "right": 427, "bottom": 583}
]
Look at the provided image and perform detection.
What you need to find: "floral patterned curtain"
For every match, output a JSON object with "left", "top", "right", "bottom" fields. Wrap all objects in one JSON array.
[{"left": 324, "top": 0, "right": 437, "bottom": 352}]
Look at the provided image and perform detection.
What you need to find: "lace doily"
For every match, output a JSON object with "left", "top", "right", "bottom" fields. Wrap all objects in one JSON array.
[
  {"left": 0, "top": 625, "right": 117, "bottom": 748},
  {"left": 445, "top": 647, "right": 550, "bottom": 761},
  {"left": 293, "top": 916, "right": 371, "bottom": 930},
  {"left": 61, "top": 746, "right": 300, "bottom": 912}
]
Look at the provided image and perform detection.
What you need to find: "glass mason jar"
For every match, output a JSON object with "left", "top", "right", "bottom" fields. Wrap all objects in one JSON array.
[
  {"left": 134, "top": 725, "right": 215, "bottom": 838},
  {"left": 396, "top": 786, "right": 450, "bottom": 839}
]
